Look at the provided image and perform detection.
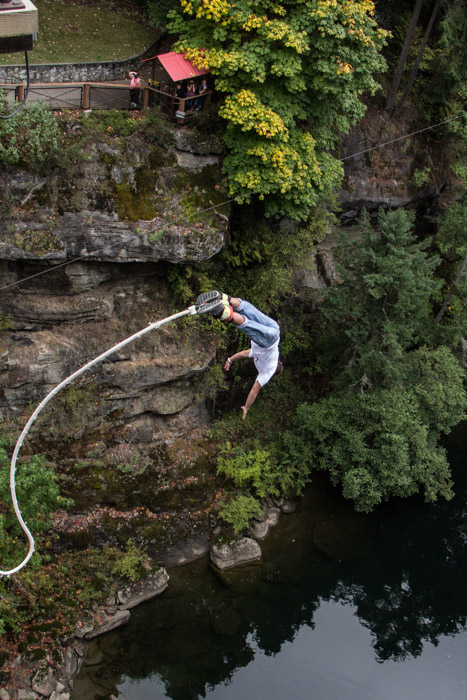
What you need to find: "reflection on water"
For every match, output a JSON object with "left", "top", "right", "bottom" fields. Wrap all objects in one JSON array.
[{"left": 72, "top": 438, "right": 467, "bottom": 700}]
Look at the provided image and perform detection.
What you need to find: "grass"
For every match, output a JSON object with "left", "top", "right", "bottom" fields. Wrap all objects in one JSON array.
[{"left": 0, "top": 0, "right": 156, "bottom": 65}]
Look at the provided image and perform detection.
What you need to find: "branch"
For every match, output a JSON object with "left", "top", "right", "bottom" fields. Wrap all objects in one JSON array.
[
  {"left": 349, "top": 372, "right": 373, "bottom": 393},
  {"left": 10, "top": 576, "right": 36, "bottom": 605},
  {"left": 20, "top": 180, "right": 48, "bottom": 207},
  {"left": 209, "top": 201, "right": 229, "bottom": 222}
]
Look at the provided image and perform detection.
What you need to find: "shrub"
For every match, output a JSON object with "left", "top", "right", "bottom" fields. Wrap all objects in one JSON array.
[
  {"left": 112, "top": 539, "right": 148, "bottom": 582},
  {"left": 217, "top": 494, "right": 263, "bottom": 534},
  {"left": 216, "top": 442, "right": 280, "bottom": 498},
  {"left": 216, "top": 440, "right": 309, "bottom": 499},
  {"left": 77, "top": 109, "right": 139, "bottom": 139},
  {"left": 139, "top": 105, "right": 171, "bottom": 144},
  {"left": 0, "top": 93, "right": 60, "bottom": 166},
  {"left": 0, "top": 450, "right": 65, "bottom": 538}
]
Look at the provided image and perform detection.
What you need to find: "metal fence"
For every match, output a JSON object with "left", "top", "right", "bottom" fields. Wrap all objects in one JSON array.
[
  {"left": 25, "top": 84, "right": 84, "bottom": 110},
  {"left": 0, "top": 82, "right": 134, "bottom": 111},
  {"left": 0, "top": 82, "right": 212, "bottom": 120}
]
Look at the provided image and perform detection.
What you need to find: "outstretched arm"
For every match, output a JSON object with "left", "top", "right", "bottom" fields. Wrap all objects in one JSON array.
[
  {"left": 224, "top": 348, "right": 251, "bottom": 371},
  {"left": 241, "top": 380, "right": 261, "bottom": 420}
]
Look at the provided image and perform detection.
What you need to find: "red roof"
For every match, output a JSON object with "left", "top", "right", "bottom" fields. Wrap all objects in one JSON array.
[{"left": 142, "top": 51, "right": 209, "bottom": 82}]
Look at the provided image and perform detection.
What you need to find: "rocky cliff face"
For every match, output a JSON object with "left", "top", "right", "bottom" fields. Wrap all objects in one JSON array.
[
  {"left": 338, "top": 107, "right": 442, "bottom": 221},
  {"left": 0, "top": 121, "right": 230, "bottom": 560},
  {"left": 0, "top": 262, "right": 215, "bottom": 429},
  {"left": 0, "top": 125, "right": 227, "bottom": 427},
  {"left": 0, "top": 109, "right": 440, "bottom": 559}
]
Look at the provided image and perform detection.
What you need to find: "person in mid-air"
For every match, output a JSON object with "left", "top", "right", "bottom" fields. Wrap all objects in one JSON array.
[{"left": 197, "top": 291, "right": 282, "bottom": 419}]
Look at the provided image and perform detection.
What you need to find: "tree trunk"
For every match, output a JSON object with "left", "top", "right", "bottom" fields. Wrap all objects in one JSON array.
[
  {"left": 385, "top": 0, "right": 425, "bottom": 112},
  {"left": 395, "top": 0, "right": 441, "bottom": 113}
]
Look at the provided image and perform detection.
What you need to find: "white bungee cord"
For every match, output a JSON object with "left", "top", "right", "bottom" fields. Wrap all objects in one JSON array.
[{"left": 0, "top": 305, "right": 199, "bottom": 577}]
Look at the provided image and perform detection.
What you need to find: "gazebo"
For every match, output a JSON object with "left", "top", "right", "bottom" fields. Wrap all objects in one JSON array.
[{"left": 140, "top": 51, "right": 212, "bottom": 120}]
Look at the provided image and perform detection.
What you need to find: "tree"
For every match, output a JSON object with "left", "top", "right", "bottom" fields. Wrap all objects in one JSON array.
[
  {"left": 317, "top": 208, "right": 441, "bottom": 390},
  {"left": 433, "top": 196, "right": 467, "bottom": 360},
  {"left": 385, "top": 1, "right": 467, "bottom": 114},
  {"left": 425, "top": 1, "right": 467, "bottom": 113},
  {"left": 283, "top": 346, "right": 466, "bottom": 512},
  {"left": 385, "top": 0, "right": 425, "bottom": 112},
  {"left": 169, "top": 0, "right": 388, "bottom": 219},
  {"left": 395, "top": 0, "right": 441, "bottom": 113},
  {"left": 144, "top": 0, "right": 180, "bottom": 29},
  {"left": 281, "top": 209, "right": 467, "bottom": 511}
]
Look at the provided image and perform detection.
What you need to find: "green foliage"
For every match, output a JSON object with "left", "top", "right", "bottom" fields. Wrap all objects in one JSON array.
[
  {"left": 139, "top": 105, "right": 172, "bottom": 144},
  {"left": 432, "top": 189, "right": 467, "bottom": 345},
  {"left": 76, "top": 106, "right": 170, "bottom": 145},
  {"left": 0, "top": 426, "right": 72, "bottom": 577},
  {"left": 283, "top": 364, "right": 465, "bottom": 512},
  {"left": 112, "top": 539, "right": 149, "bottom": 581},
  {"left": 216, "top": 437, "right": 309, "bottom": 499},
  {"left": 219, "top": 206, "right": 331, "bottom": 313},
  {"left": 217, "top": 442, "right": 280, "bottom": 498},
  {"left": 317, "top": 208, "right": 441, "bottom": 389},
  {"left": 165, "top": 263, "right": 215, "bottom": 305},
  {"left": 217, "top": 494, "right": 263, "bottom": 534},
  {"left": 169, "top": 0, "right": 388, "bottom": 219},
  {"left": 0, "top": 442, "right": 66, "bottom": 541},
  {"left": 77, "top": 109, "right": 139, "bottom": 139},
  {"left": 145, "top": 0, "right": 179, "bottom": 29},
  {"left": 407, "top": 346, "right": 467, "bottom": 434},
  {"left": 0, "top": 546, "right": 126, "bottom": 660},
  {"left": 411, "top": 166, "right": 431, "bottom": 188},
  {"left": 425, "top": 2, "right": 467, "bottom": 115},
  {"left": 281, "top": 208, "right": 467, "bottom": 512},
  {"left": 0, "top": 94, "right": 60, "bottom": 167},
  {"left": 436, "top": 198, "right": 467, "bottom": 258}
]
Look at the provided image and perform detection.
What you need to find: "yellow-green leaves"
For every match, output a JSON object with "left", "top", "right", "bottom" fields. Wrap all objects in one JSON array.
[
  {"left": 169, "top": 0, "right": 388, "bottom": 218},
  {"left": 220, "top": 90, "right": 288, "bottom": 139}
]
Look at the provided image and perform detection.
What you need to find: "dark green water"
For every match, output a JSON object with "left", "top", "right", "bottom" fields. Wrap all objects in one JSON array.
[{"left": 73, "top": 436, "right": 467, "bottom": 700}]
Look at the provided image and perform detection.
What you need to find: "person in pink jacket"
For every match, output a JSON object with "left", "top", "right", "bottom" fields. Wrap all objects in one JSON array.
[{"left": 129, "top": 71, "right": 141, "bottom": 109}]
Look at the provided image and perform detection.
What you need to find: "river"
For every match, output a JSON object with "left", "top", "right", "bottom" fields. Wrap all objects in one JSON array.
[{"left": 72, "top": 431, "right": 467, "bottom": 700}]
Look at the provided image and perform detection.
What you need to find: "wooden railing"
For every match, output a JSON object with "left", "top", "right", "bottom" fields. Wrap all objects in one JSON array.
[{"left": 0, "top": 81, "right": 212, "bottom": 120}]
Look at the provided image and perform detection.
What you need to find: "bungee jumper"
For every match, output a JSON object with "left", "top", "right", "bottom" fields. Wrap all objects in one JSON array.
[{"left": 196, "top": 291, "right": 283, "bottom": 419}]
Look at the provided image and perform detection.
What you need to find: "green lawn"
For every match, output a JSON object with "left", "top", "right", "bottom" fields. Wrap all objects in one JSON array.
[{"left": 0, "top": 0, "right": 157, "bottom": 65}]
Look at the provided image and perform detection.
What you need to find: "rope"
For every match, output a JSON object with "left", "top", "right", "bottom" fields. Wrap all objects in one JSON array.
[
  {"left": 340, "top": 112, "right": 466, "bottom": 162},
  {"left": 0, "top": 304, "right": 199, "bottom": 577}
]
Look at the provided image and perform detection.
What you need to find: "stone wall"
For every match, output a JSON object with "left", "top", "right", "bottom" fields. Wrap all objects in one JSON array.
[{"left": 0, "top": 40, "right": 160, "bottom": 84}]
